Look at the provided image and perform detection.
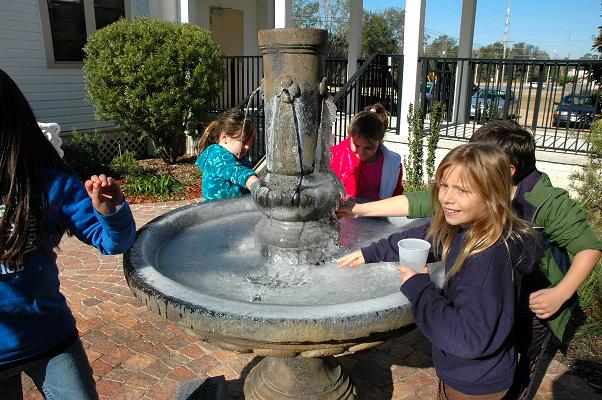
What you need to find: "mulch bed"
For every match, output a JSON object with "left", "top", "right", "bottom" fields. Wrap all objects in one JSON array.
[{"left": 123, "top": 156, "right": 202, "bottom": 203}]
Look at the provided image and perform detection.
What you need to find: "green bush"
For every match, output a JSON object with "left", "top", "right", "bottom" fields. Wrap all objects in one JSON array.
[
  {"left": 83, "top": 17, "right": 224, "bottom": 164},
  {"left": 110, "top": 150, "right": 142, "bottom": 178},
  {"left": 123, "top": 174, "right": 184, "bottom": 198},
  {"left": 570, "top": 119, "right": 602, "bottom": 333},
  {"left": 404, "top": 102, "right": 445, "bottom": 192},
  {"left": 62, "top": 130, "right": 111, "bottom": 178}
]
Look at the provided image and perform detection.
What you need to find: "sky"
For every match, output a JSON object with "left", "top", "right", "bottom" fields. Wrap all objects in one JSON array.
[{"left": 362, "top": 0, "right": 601, "bottom": 59}]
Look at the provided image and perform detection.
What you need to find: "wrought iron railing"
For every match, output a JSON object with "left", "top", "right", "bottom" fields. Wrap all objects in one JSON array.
[
  {"left": 206, "top": 55, "right": 600, "bottom": 164},
  {"left": 332, "top": 54, "right": 403, "bottom": 143},
  {"left": 418, "top": 57, "right": 602, "bottom": 153}
]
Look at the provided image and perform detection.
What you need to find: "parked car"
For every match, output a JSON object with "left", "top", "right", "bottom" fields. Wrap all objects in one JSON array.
[
  {"left": 553, "top": 94, "right": 598, "bottom": 128},
  {"left": 470, "top": 88, "right": 516, "bottom": 120}
]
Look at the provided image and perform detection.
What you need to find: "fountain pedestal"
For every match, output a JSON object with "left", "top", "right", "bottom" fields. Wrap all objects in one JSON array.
[{"left": 245, "top": 357, "right": 356, "bottom": 399}]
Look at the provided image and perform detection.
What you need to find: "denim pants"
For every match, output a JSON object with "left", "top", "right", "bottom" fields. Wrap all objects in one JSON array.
[{"left": 0, "top": 338, "right": 98, "bottom": 400}]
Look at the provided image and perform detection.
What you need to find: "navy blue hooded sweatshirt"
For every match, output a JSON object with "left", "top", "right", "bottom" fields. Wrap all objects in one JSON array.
[{"left": 361, "top": 222, "right": 542, "bottom": 395}]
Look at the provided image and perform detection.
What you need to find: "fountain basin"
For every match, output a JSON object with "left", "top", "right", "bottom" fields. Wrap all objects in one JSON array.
[{"left": 124, "top": 196, "right": 425, "bottom": 357}]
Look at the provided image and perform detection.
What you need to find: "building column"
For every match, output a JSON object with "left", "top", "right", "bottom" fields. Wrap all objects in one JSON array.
[
  {"left": 178, "top": 0, "right": 188, "bottom": 23},
  {"left": 399, "top": 0, "right": 426, "bottom": 135},
  {"left": 452, "top": 0, "right": 477, "bottom": 124},
  {"left": 267, "top": 0, "right": 275, "bottom": 28},
  {"left": 274, "top": 0, "right": 292, "bottom": 28},
  {"left": 346, "top": 0, "right": 363, "bottom": 79}
]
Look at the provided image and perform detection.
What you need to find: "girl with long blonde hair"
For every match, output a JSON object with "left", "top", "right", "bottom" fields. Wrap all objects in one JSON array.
[{"left": 339, "top": 143, "right": 543, "bottom": 399}]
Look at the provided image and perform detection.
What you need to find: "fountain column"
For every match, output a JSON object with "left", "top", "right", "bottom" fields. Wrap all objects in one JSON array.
[{"left": 254, "top": 28, "right": 341, "bottom": 265}]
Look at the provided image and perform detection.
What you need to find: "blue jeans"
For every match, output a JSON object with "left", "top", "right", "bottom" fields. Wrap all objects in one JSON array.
[{"left": 0, "top": 338, "right": 98, "bottom": 400}]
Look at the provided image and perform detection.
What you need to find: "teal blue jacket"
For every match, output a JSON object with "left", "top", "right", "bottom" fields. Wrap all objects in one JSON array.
[
  {"left": 406, "top": 171, "right": 602, "bottom": 340},
  {"left": 196, "top": 144, "right": 256, "bottom": 202}
]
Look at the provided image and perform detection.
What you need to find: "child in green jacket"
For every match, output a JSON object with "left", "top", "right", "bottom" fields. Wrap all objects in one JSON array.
[{"left": 339, "top": 120, "right": 602, "bottom": 399}]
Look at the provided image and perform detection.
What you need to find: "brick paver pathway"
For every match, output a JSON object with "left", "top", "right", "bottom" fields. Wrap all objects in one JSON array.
[{"left": 21, "top": 200, "right": 600, "bottom": 400}]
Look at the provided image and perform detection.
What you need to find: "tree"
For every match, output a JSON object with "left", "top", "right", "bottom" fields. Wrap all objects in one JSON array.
[
  {"left": 361, "top": 11, "right": 397, "bottom": 56},
  {"left": 381, "top": 7, "right": 405, "bottom": 53},
  {"left": 84, "top": 17, "right": 223, "bottom": 164},
  {"left": 425, "top": 35, "right": 458, "bottom": 57},
  {"left": 292, "top": 0, "right": 321, "bottom": 28},
  {"left": 474, "top": 41, "right": 505, "bottom": 58},
  {"left": 509, "top": 42, "right": 549, "bottom": 60},
  {"left": 292, "top": 0, "right": 349, "bottom": 58}
]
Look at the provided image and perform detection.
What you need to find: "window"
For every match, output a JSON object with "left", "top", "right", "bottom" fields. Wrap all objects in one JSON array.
[{"left": 39, "top": 0, "right": 131, "bottom": 65}]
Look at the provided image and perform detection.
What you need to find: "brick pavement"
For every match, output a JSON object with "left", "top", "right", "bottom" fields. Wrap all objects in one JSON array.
[{"left": 21, "top": 200, "right": 600, "bottom": 400}]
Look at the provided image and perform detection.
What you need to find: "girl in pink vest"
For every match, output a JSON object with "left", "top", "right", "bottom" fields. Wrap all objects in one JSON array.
[{"left": 330, "top": 104, "right": 403, "bottom": 200}]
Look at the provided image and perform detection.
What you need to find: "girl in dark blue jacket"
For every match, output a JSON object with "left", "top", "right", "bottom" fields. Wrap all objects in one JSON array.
[
  {"left": 339, "top": 143, "right": 543, "bottom": 399},
  {"left": 0, "top": 69, "right": 135, "bottom": 399}
]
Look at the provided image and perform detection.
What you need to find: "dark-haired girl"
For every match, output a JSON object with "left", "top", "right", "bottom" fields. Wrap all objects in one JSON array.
[
  {"left": 0, "top": 68, "right": 135, "bottom": 399},
  {"left": 330, "top": 103, "right": 403, "bottom": 200}
]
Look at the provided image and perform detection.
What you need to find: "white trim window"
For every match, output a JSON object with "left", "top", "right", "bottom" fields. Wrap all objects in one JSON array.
[{"left": 39, "top": 0, "right": 132, "bottom": 66}]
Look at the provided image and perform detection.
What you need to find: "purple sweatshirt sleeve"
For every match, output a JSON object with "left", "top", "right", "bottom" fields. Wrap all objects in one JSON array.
[{"left": 361, "top": 223, "right": 432, "bottom": 263}]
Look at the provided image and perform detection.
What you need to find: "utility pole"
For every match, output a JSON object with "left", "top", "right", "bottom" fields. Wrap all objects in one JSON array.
[
  {"left": 502, "top": 0, "right": 510, "bottom": 60},
  {"left": 500, "top": 0, "right": 510, "bottom": 86}
]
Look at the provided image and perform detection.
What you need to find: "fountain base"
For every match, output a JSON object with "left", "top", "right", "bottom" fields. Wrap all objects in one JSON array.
[
  {"left": 256, "top": 217, "right": 339, "bottom": 264},
  {"left": 244, "top": 356, "right": 357, "bottom": 399}
]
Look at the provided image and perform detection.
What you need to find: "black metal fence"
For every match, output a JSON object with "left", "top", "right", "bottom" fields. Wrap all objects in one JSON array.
[
  {"left": 332, "top": 54, "right": 403, "bottom": 143},
  {"left": 206, "top": 55, "right": 600, "bottom": 164},
  {"left": 418, "top": 57, "right": 602, "bottom": 153}
]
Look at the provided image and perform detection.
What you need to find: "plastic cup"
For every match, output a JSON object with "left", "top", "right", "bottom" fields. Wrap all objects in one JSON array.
[{"left": 397, "top": 238, "right": 431, "bottom": 272}]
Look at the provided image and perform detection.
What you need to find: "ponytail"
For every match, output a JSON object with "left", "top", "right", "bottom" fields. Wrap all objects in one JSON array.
[
  {"left": 198, "top": 121, "right": 221, "bottom": 154},
  {"left": 364, "top": 103, "right": 390, "bottom": 135},
  {"left": 198, "top": 109, "right": 255, "bottom": 155}
]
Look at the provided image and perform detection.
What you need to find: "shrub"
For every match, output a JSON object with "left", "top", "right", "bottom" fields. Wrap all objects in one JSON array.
[
  {"left": 62, "top": 130, "right": 111, "bottom": 178},
  {"left": 123, "top": 174, "right": 184, "bottom": 198},
  {"left": 110, "top": 150, "right": 142, "bottom": 178},
  {"left": 404, "top": 102, "right": 445, "bottom": 192},
  {"left": 570, "top": 119, "right": 602, "bottom": 333},
  {"left": 83, "top": 17, "right": 224, "bottom": 164}
]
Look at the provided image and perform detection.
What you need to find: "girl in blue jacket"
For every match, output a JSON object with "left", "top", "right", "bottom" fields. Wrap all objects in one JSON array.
[
  {"left": 0, "top": 69, "right": 136, "bottom": 399},
  {"left": 196, "top": 109, "right": 259, "bottom": 201},
  {"left": 339, "top": 143, "right": 543, "bottom": 399}
]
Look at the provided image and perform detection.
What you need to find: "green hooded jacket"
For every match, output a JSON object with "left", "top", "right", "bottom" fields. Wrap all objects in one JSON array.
[{"left": 405, "top": 171, "right": 602, "bottom": 341}]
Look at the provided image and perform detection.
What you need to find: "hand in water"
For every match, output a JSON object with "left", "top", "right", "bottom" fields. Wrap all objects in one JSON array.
[
  {"left": 337, "top": 250, "right": 365, "bottom": 268},
  {"left": 335, "top": 199, "right": 357, "bottom": 219}
]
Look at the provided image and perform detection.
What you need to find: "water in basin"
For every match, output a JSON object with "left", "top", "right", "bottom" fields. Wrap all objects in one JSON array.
[{"left": 156, "top": 211, "right": 429, "bottom": 306}]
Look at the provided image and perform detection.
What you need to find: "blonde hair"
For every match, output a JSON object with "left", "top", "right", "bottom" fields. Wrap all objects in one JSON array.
[
  {"left": 427, "top": 143, "right": 536, "bottom": 280},
  {"left": 198, "top": 109, "right": 255, "bottom": 154}
]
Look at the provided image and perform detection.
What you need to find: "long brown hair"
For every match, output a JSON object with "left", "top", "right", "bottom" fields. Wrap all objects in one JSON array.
[
  {"left": 0, "top": 68, "right": 73, "bottom": 263},
  {"left": 427, "top": 143, "right": 535, "bottom": 280},
  {"left": 198, "top": 109, "right": 255, "bottom": 154}
]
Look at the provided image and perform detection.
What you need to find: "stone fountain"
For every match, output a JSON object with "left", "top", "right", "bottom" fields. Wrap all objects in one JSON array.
[{"left": 124, "top": 29, "right": 424, "bottom": 399}]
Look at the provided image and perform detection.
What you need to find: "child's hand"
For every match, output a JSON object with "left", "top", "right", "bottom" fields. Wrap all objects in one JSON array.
[
  {"left": 529, "top": 287, "right": 566, "bottom": 319},
  {"left": 399, "top": 264, "right": 428, "bottom": 284},
  {"left": 335, "top": 199, "right": 357, "bottom": 219},
  {"left": 338, "top": 250, "right": 365, "bottom": 268},
  {"left": 85, "top": 174, "right": 125, "bottom": 216}
]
